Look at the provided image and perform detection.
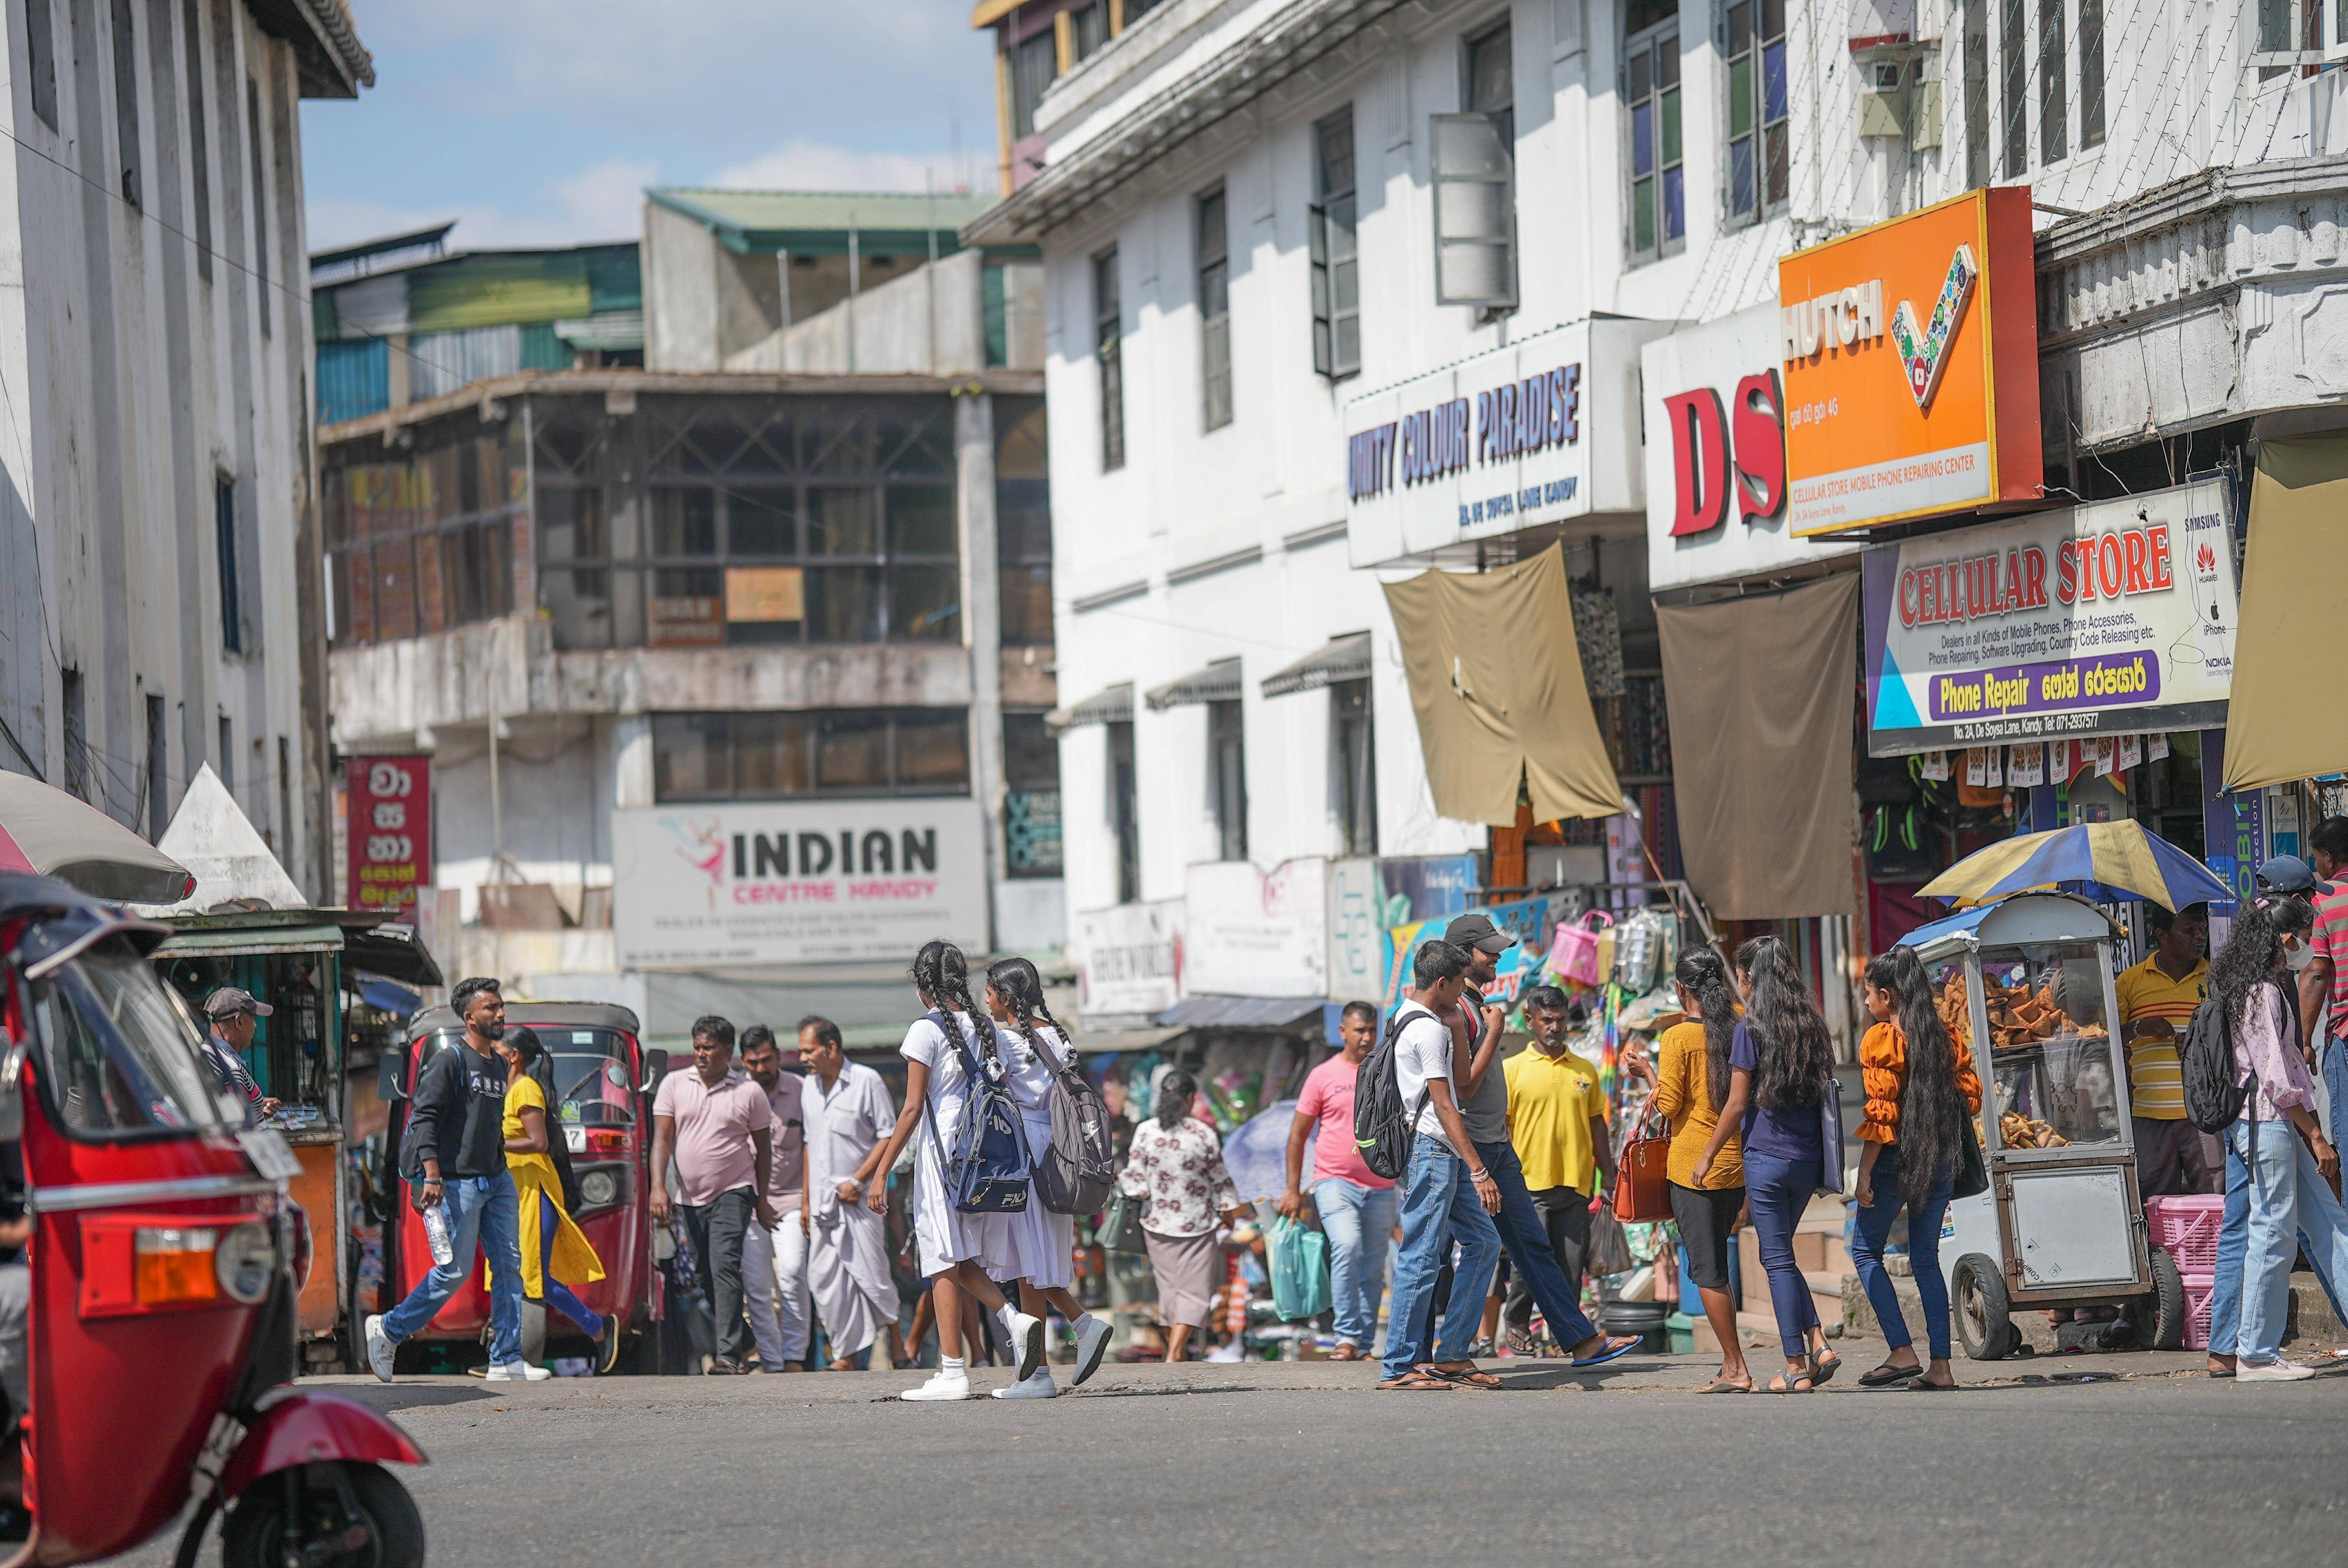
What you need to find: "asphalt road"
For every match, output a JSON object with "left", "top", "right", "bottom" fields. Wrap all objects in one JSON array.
[{"left": 104, "top": 1347, "right": 2348, "bottom": 1568}]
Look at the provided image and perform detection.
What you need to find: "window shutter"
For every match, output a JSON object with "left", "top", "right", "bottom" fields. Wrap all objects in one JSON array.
[
  {"left": 1309, "top": 199, "right": 1333, "bottom": 376},
  {"left": 1430, "top": 113, "right": 1517, "bottom": 309}
]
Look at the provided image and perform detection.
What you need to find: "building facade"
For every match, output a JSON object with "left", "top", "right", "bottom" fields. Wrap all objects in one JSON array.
[{"left": 0, "top": 0, "right": 370, "bottom": 894}]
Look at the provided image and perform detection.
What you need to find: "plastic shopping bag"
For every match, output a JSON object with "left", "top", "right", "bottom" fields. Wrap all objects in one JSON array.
[{"left": 1267, "top": 1215, "right": 1332, "bottom": 1321}]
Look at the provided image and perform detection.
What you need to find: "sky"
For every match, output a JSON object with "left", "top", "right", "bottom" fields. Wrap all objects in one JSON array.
[{"left": 301, "top": 1, "right": 1002, "bottom": 253}]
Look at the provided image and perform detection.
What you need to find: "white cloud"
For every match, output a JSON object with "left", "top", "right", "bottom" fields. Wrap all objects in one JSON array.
[
  {"left": 706, "top": 139, "right": 976, "bottom": 197},
  {"left": 306, "top": 158, "right": 656, "bottom": 252}
]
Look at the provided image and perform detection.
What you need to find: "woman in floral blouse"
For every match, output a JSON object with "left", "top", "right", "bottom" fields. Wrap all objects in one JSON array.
[{"left": 1116, "top": 1069, "right": 1249, "bottom": 1361}]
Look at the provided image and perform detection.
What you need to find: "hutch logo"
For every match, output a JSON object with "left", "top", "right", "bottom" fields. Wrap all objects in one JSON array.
[
  {"left": 1889, "top": 244, "right": 1979, "bottom": 411},
  {"left": 1661, "top": 370, "right": 1787, "bottom": 537}
]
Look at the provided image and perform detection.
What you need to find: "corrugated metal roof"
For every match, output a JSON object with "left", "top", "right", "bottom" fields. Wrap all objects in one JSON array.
[
  {"left": 648, "top": 188, "right": 996, "bottom": 257},
  {"left": 408, "top": 252, "right": 593, "bottom": 334}
]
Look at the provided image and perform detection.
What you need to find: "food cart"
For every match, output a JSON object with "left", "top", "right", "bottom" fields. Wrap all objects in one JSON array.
[
  {"left": 1906, "top": 892, "right": 2186, "bottom": 1358},
  {"left": 152, "top": 909, "right": 443, "bottom": 1373}
]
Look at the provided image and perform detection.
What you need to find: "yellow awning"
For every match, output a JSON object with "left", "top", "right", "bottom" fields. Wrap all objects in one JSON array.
[
  {"left": 2224, "top": 435, "right": 2348, "bottom": 792},
  {"left": 1380, "top": 545, "right": 1623, "bottom": 826}
]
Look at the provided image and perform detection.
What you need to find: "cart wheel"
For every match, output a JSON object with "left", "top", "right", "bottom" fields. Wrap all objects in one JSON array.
[
  {"left": 1954, "top": 1253, "right": 2020, "bottom": 1361},
  {"left": 2146, "top": 1245, "right": 2187, "bottom": 1352},
  {"left": 222, "top": 1461, "right": 424, "bottom": 1568}
]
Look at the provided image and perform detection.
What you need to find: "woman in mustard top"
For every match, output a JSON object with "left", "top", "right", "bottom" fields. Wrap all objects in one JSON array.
[
  {"left": 1850, "top": 947, "right": 1983, "bottom": 1392},
  {"left": 1628, "top": 948, "right": 1749, "bottom": 1393},
  {"left": 500, "top": 1029, "right": 617, "bottom": 1373}
]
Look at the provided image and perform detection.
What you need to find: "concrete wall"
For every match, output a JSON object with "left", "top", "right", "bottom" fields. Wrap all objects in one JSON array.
[
  {"left": 728, "top": 250, "right": 987, "bottom": 375},
  {"left": 0, "top": 0, "right": 322, "bottom": 891}
]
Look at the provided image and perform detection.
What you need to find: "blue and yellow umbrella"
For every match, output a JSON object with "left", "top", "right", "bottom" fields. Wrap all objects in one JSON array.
[{"left": 1918, "top": 818, "right": 2234, "bottom": 911}]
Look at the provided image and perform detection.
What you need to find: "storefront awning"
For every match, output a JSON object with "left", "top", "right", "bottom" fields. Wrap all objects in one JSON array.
[
  {"left": 1381, "top": 545, "right": 1623, "bottom": 825},
  {"left": 2225, "top": 435, "right": 2348, "bottom": 791},
  {"left": 1145, "top": 658, "right": 1243, "bottom": 711},
  {"left": 1071, "top": 1024, "right": 1187, "bottom": 1054},
  {"left": 1151, "top": 996, "right": 1324, "bottom": 1031},
  {"left": 1655, "top": 574, "right": 1859, "bottom": 921},
  {"left": 1046, "top": 682, "right": 1134, "bottom": 731},
  {"left": 1261, "top": 633, "right": 1372, "bottom": 698}
]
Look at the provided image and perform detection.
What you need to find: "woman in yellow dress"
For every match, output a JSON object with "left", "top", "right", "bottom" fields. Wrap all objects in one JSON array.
[{"left": 500, "top": 1028, "right": 617, "bottom": 1373}]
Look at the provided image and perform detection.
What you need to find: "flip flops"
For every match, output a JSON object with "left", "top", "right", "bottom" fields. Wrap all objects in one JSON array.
[
  {"left": 1697, "top": 1377, "right": 1752, "bottom": 1394},
  {"left": 1433, "top": 1362, "right": 1502, "bottom": 1389},
  {"left": 1570, "top": 1335, "right": 1642, "bottom": 1369},
  {"left": 1858, "top": 1360, "right": 1918, "bottom": 1389},
  {"left": 1905, "top": 1375, "right": 1958, "bottom": 1391},
  {"left": 1377, "top": 1369, "right": 1454, "bottom": 1391}
]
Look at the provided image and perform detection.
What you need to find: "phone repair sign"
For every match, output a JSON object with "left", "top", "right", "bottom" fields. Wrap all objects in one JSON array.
[{"left": 347, "top": 756, "right": 432, "bottom": 914}]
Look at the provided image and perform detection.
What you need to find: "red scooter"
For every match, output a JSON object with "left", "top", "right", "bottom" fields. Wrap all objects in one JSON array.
[{"left": 0, "top": 873, "right": 426, "bottom": 1567}]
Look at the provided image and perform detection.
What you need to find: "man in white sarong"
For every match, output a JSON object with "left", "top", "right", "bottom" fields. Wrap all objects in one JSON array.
[{"left": 796, "top": 1016, "right": 902, "bottom": 1370}]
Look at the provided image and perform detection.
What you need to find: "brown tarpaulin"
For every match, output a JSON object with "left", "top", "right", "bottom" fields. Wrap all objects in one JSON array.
[
  {"left": 2223, "top": 435, "right": 2348, "bottom": 792},
  {"left": 1380, "top": 546, "right": 1623, "bottom": 825},
  {"left": 1655, "top": 573, "right": 1859, "bottom": 920}
]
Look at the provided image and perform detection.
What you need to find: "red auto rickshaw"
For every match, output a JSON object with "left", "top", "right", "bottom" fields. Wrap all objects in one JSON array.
[
  {"left": 380, "top": 1003, "right": 664, "bottom": 1370},
  {"left": 0, "top": 873, "right": 425, "bottom": 1566}
]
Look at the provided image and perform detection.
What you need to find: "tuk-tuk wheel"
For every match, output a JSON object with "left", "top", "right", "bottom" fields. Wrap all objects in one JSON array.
[
  {"left": 222, "top": 1461, "right": 423, "bottom": 1568},
  {"left": 1954, "top": 1253, "right": 2020, "bottom": 1361},
  {"left": 2146, "top": 1246, "right": 2187, "bottom": 1352}
]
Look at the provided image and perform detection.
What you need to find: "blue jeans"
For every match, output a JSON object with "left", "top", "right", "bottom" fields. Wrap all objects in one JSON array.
[
  {"left": 1313, "top": 1177, "right": 1397, "bottom": 1351},
  {"left": 2208, "top": 1118, "right": 2348, "bottom": 1361},
  {"left": 1743, "top": 1149, "right": 1824, "bottom": 1361},
  {"left": 383, "top": 1171, "right": 524, "bottom": 1364},
  {"left": 2324, "top": 1036, "right": 2348, "bottom": 1144},
  {"left": 1849, "top": 1142, "right": 1954, "bottom": 1360},
  {"left": 1475, "top": 1139, "right": 1600, "bottom": 1352},
  {"left": 1380, "top": 1134, "right": 1502, "bottom": 1381},
  {"left": 537, "top": 1192, "right": 605, "bottom": 1340}
]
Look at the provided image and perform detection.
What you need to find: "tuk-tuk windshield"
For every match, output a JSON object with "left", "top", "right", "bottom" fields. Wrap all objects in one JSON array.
[
  {"left": 542, "top": 1028, "right": 636, "bottom": 1127},
  {"left": 23, "top": 938, "right": 234, "bottom": 1138}
]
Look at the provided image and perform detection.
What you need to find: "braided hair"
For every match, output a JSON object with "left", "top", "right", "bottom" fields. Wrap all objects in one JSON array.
[
  {"left": 911, "top": 939, "right": 993, "bottom": 1064},
  {"left": 986, "top": 955, "right": 1074, "bottom": 1071},
  {"left": 1675, "top": 947, "right": 1740, "bottom": 1114}
]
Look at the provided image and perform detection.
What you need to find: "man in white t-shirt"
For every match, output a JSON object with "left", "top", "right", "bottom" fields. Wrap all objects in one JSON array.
[{"left": 1377, "top": 939, "right": 1503, "bottom": 1392}]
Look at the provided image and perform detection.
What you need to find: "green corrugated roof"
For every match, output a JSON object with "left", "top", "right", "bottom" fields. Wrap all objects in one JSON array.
[
  {"left": 647, "top": 188, "right": 997, "bottom": 257},
  {"left": 407, "top": 251, "right": 593, "bottom": 334}
]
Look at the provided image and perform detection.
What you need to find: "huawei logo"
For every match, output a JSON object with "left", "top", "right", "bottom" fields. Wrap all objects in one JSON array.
[{"left": 2195, "top": 542, "right": 2217, "bottom": 575}]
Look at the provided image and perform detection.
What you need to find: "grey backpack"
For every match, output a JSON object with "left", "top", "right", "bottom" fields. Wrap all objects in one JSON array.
[{"left": 1028, "top": 1032, "right": 1118, "bottom": 1215}]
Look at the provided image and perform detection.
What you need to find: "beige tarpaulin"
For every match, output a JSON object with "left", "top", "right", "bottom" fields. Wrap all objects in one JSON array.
[
  {"left": 1655, "top": 573, "right": 1859, "bottom": 920},
  {"left": 1381, "top": 545, "right": 1622, "bottom": 825},
  {"left": 2223, "top": 435, "right": 2348, "bottom": 792}
]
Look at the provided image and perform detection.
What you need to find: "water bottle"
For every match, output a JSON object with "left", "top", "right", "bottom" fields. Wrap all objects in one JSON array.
[{"left": 421, "top": 1201, "right": 455, "bottom": 1267}]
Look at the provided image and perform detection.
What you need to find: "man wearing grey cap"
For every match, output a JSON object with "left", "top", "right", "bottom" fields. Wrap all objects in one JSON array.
[{"left": 202, "top": 989, "right": 280, "bottom": 1123}]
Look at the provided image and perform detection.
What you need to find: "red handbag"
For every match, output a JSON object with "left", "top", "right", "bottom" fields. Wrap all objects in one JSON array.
[{"left": 1612, "top": 1106, "right": 1674, "bottom": 1224}]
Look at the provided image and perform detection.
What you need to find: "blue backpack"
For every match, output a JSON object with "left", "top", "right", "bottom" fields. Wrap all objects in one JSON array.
[{"left": 921, "top": 1010, "right": 1033, "bottom": 1214}]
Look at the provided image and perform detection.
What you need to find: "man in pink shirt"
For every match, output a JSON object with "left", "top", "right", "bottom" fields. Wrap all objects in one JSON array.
[
  {"left": 1276, "top": 1002, "right": 1397, "bottom": 1360},
  {"left": 651, "top": 1016, "right": 779, "bottom": 1374}
]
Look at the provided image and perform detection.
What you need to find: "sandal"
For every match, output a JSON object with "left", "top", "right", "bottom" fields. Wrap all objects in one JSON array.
[
  {"left": 1905, "top": 1374, "right": 1958, "bottom": 1391},
  {"left": 1765, "top": 1372, "right": 1815, "bottom": 1393},
  {"left": 1809, "top": 1351, "right": 1842, "bottom": 1386},
  {"left": 1329, "top": 1343, "right": 1362, "bottom": 1362},
  {"left": 1433, "top": 1362, "right": 1502, "bottom": 1389},
  {"left": 1569, "top": 1335, "right": 1642, "bottom": 1369},
  {"left": 1697, "top": 1376, "right": 1752, "bottom": 1394},
  {"left": 1377, "top": 1369, "right": 1454, "bottom": 1391},
  {"left": 1857, "top": 1359, "right": 1919, "bottom": 1389}
]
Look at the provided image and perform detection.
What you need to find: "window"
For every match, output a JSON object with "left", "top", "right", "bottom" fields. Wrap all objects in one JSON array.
[
  {"left": 2001, "top": 0, "right": 2026, "bottom": 178},
  {"left": 246, "top": 78, "right": 269, "bottom": 334},
  {"left": 1070, "top": 3, "right": 1106, "bottom": 59},
  {"left": 145, "top": 694, "right": 167, "bottom": 840},
  {"left": 1624, "top": 7, "right": 1683, "bottom": 263},
  {"left": 2078, "top": 0, "right": 2104, "bottom": 149},
  {"left": 181, "top": 0, "right": 210, "bottom": 279},
  {"left": 1003, "top": 711, "right": 1063, "bottom": 878},
  {"left": 217, "top": 714, "right": 233, "bottom": 799},
  {"left": 650, "top": 709, "right": 971, "bottom": 802},
  {"left": 61, "top": 669, "right": 87, "bottom": 802},
  {"left": 996, "top": 397, "right": 1053, "bottom": 647},
  {"left": 23, "top": 0, "right": 56, "bottom": 129},
  {"left": 1333, "top": 679, "right": 1377, "bottom": 857},
  {"left": 214, "top": 474, "right": 242, "bottom": 654},
  {"left": 1009, "top": 27, "right": 1057, "bottom": 140},
  {"left": 1109, "top": 719, "right": 1139, "bottom": 904},
  {"left": 276, "top": 736, "right": 292, "bottom": 862},
  {"left": 109, "top": 0, "right": 140, "bottom": 205},
  {"left": 1724, "top": 0, "right": 1788, "bottom": 224},
  {"left": 1310, "top": 107, "right": 1361, "bottom": 380},
  {"left": 1432, "top": 22, "right": 1518, "bottom": 310},
  {"left": 2038, "top": 0, "right": 2066, "bottom": 164},
  {"left": 1963, "top": 0, "right": 1990, "bottom": 188},
  {"left": 1094, "top": 248, "right": 1124, "bottom": 471},
  {"left": 1209, "top": 698, "right": 1247, "bottom": 862},
  {"left": 1197, "top": 185, "right": 1232, "bottom": 431}
]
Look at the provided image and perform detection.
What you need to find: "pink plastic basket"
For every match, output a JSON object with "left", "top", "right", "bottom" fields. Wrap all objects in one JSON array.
[
  {"left": 2182, "top": 1271, "right": 2216, "bottom": 1352},
  {"left": 2146, "top": 1195, "right": 2225, "bottom": 1274}
]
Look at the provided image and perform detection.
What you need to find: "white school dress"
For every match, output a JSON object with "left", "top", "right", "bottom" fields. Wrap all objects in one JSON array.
[
  {"left": 900, "top": 1011, "right": 1038, "bottom": 1280},
  {"left": 979, "top": 1022, "right": 1078, "bottom": 1291}
]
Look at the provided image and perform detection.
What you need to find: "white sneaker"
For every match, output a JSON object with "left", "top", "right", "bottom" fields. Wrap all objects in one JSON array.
[
  {"left": 1204, "top": 1339, "right": 1246, "bottom": 1363},
  {"left": 1003, "top": 1308, "right": 1046, "bottom": 1382},
  {"left": 1070, "top": 1313, "right": 1114, "bottom": 1388},
  {"left": 365, "top": 1314, "right": 395, "bottom": 1383},
  {"left": 485, "top": 1361, "right": 555, "bottom": 1382},
  {"left": 990, "top": 1367, "right": 1059, "bottom": 1399},
  {"left": 2237, "top": 1357, "right": 2317, "bottom": 1382},
  {"left": 901, "top": 1368, "right": 973, "bottom": 1401}
]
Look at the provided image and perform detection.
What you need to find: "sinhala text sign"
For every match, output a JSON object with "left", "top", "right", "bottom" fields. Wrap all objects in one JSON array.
[
  {"left": 613, "top": 798, "right": 987, "bottom": 967},
  {"left": 1861, "top": 479, "right": 2239, "bottom": 756},
  {"left": 346, "top": 756, "right": 431, "bottom": 915}
]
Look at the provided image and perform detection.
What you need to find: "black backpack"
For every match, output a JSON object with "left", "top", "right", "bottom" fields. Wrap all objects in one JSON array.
[
  {"left": 2180, "top": 991, "right": 2251, "bottom": 1134},
  {"left": 1353, "top": 1005, "right": 1434, "bottom": 1181}
]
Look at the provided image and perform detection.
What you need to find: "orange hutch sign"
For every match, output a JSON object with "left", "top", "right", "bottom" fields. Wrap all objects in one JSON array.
[{"left": 1777, "top": 187, "right": 2041, "bottom": 537}]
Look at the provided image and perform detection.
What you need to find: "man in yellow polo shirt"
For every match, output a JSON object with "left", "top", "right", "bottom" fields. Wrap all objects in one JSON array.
[
  {"left": 1500, "top": 987, "right": 1613, "bottom": 1354},
  {"left": 2114, "top": 901, "right": 2212, "bottom": 1195}
]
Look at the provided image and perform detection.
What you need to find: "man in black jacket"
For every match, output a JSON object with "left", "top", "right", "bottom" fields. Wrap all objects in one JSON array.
[{"left": 366, "top": 977, "right": 545, "bottom": 1381}]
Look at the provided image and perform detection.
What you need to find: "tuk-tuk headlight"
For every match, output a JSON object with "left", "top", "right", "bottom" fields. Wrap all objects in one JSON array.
[
  {"left": 579, "top": 1169, "right": 619, "bottom": 1209},
  {"left": 214, "top": 1223, "right": 275, "bottom": 1305}
]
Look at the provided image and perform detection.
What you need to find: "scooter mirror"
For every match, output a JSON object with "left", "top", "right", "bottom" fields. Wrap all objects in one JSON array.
[
  {"left": 642, "top": 1048, "right": 669, "bottom": 1092},
  {"left": 378, "top": 1046, "right": 409, "bottom": 1103}
]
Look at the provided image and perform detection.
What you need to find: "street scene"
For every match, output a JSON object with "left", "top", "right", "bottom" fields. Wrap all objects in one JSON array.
[{"left": 5, "top": 1, "right": 2348, "bottom": 1565}]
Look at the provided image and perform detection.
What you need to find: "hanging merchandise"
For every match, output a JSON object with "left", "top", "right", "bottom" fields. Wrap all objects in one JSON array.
[
  {"left": 1572, "top": 590, "right": 1626, "bottom": 700},
  {"left": 1919, "top": 750, "right": 1951, "bottom": 781},
  {"left": 2092, "top": 737, "right": 2118, "bottom": 778},
  {"left": 1965, "top": 749, "right": 1988, "bottom": 787},
  {"left": 2149, "top": 733, "right": 2170, "bottom": 762},
  {"left": 2117, "top": 734, "right": 2143, "bottom": 771},
  {"left": 1549, "top": 910, "right": 1612, "bottom": 987},
  {"left": 1984, "top": 748, "right": 2004, "bottom": 788},
  {"left": 2009, "top": 742, "right": 2045, "bottom": 787}
]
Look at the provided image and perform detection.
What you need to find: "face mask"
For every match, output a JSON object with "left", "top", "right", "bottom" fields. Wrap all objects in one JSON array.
[{"left": 2287, "top": 940, "right": 2315, "bottom": 973}]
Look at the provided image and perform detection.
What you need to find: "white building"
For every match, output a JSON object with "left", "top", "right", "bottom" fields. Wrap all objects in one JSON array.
[{"left": 0, "top": 0, "right": 371, "bottom": 893}]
